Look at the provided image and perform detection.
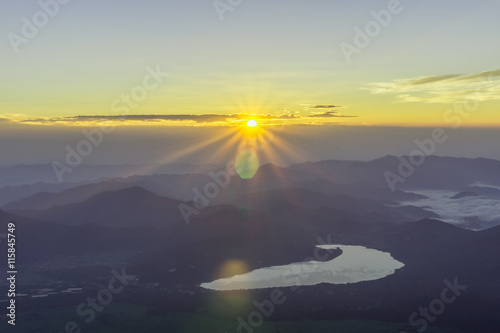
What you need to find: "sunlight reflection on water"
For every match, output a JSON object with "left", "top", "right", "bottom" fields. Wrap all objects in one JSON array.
[{"left": 200, "top": 245, "right": 404, "bottom": 291}]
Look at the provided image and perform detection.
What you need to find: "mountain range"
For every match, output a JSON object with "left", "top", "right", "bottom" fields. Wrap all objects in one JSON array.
[{"left": 1, "top": 155, "right": 500, "bottom": 332}]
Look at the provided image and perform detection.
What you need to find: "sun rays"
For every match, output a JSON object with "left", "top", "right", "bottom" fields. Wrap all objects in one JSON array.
[{"left": 133, "top": 118, "right": 301, "bottom": 181}]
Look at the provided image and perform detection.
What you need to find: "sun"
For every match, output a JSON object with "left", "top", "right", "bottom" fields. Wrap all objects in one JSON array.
[{"left": 246, "top": 119, "right": 258, "bottom": 127}]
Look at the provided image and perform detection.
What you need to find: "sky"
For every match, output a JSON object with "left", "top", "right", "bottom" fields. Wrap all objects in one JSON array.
[{"left": 0, "top": 0, "right": 499, "bottom": 165}]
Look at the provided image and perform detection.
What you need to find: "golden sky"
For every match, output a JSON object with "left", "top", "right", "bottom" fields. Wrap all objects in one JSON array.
[{"left": 1, "top": 1, "right": 499, "bottom": 128}]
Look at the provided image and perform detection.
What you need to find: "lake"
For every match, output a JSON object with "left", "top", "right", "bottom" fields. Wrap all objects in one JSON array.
[{"left": 200, "top": 245, "right": 404, "bottom": 291}]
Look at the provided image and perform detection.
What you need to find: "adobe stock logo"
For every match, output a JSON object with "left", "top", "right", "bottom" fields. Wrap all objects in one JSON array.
[
  {"left": 384, "top": 128, "right": 448, "bottom": 192},
  {"left": 402, "top": 278, "right": 467, "bottom": 333},
  {"left": 7, "top": 0, "right": 72, "bottom": 54},
  {"left": 340, "top": 0, "right": 411, "bottom": 63},
  {"left": 178, "top": 161, "right": 237, "bottom": 225},
  {"left": 52, "top": 64, "right": 169, "bottom": 182},
  {"left": 54, "top": 267, "right": 135, "bottom": 333},
  {"left": 213, "top": 0, "right": 243, "bottom": 21}
]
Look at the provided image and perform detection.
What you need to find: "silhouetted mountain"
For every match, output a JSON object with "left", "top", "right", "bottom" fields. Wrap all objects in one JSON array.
[
  {"left": 8, "top": 156, "right": 499, "bottom": 213},
  {"left": 218, "top": 162, "right": 425, "bottom": 205},
  {"left": 228, "top": 162, "right": 316, "bottom": 191},
  {"left": 289, "top": 155, "right": 500, "bottom": 190},
  {"left": 12, "top": 187, "right": 186, "bottom": 228},
  {"left": 3, "top": 173, "right": 218, "bottom": 210},
  {"left": 0, "top": 180, "right": 89, "bottom": 207},
  {"left": 296, "top": 178, "right": 426, "bottom": 201},
  {"left": 129, "top": 203, "right": 367, "bottom": 285},
  {"left": 0, "top": 209, "right": 167, "bottom": 264},
  {"left": 0, "top": 163, "right": 222, "bottom": 187},
  {"left": 2, "top": 192, "right": 500, "bottom": 332},
  {"left": 214, "top": 188, "right": 437, "bottom": 223},
  {"left": 2, "top": 180, "right": 131, "bottom": 211}
]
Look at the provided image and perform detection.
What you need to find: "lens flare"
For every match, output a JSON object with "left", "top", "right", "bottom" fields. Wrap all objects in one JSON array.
[{"left": 235, "top": 149, "right": 259, "bottom": 179}]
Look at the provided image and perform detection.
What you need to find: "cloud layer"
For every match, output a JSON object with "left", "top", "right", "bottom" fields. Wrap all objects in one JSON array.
[
  {"left": 1, "top": 107, "right": 357, "bottom": 126},
  {"left": 367, "top": 69, "right": 500, "bottom": 104},
  {"left": 403, "top": 189, "right": 500, "bottom": 230}
]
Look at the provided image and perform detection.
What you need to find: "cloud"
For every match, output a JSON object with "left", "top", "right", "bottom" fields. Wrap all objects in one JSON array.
[
  {"left": 234, "top": 113, "right": 300, "bottom": 120},
  {"left": 366, "top": 69, "right": 500, "bottom": 103},
  {"left": 301, "top": 105, "right": 356, "bottom": 118},
  {"left": 309, "top": 111, "right": 357, "bottom": 118},
  {"left": 404, "top": 189, "right": 500, "bottom": 230},
  {"left": 308, "top": 105, "right": 343, "bottom": 109},
  {"left": 67, "top": 114, "right": 231, "bottom": 123},
  {"left": 300, "top": 104, "right": 356, "bottom": 118},
  {"left": 455, "top": 69, "right": 500, "bottom": 82},
  {"left": 407, "top": 74, "right": 462, "bottom": 86},
  {"left": 5, "top": 110, "right": 360, "bottom": 127},
  {"left": 13, "top": 113, "right": 302, "bottom": 125}
]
